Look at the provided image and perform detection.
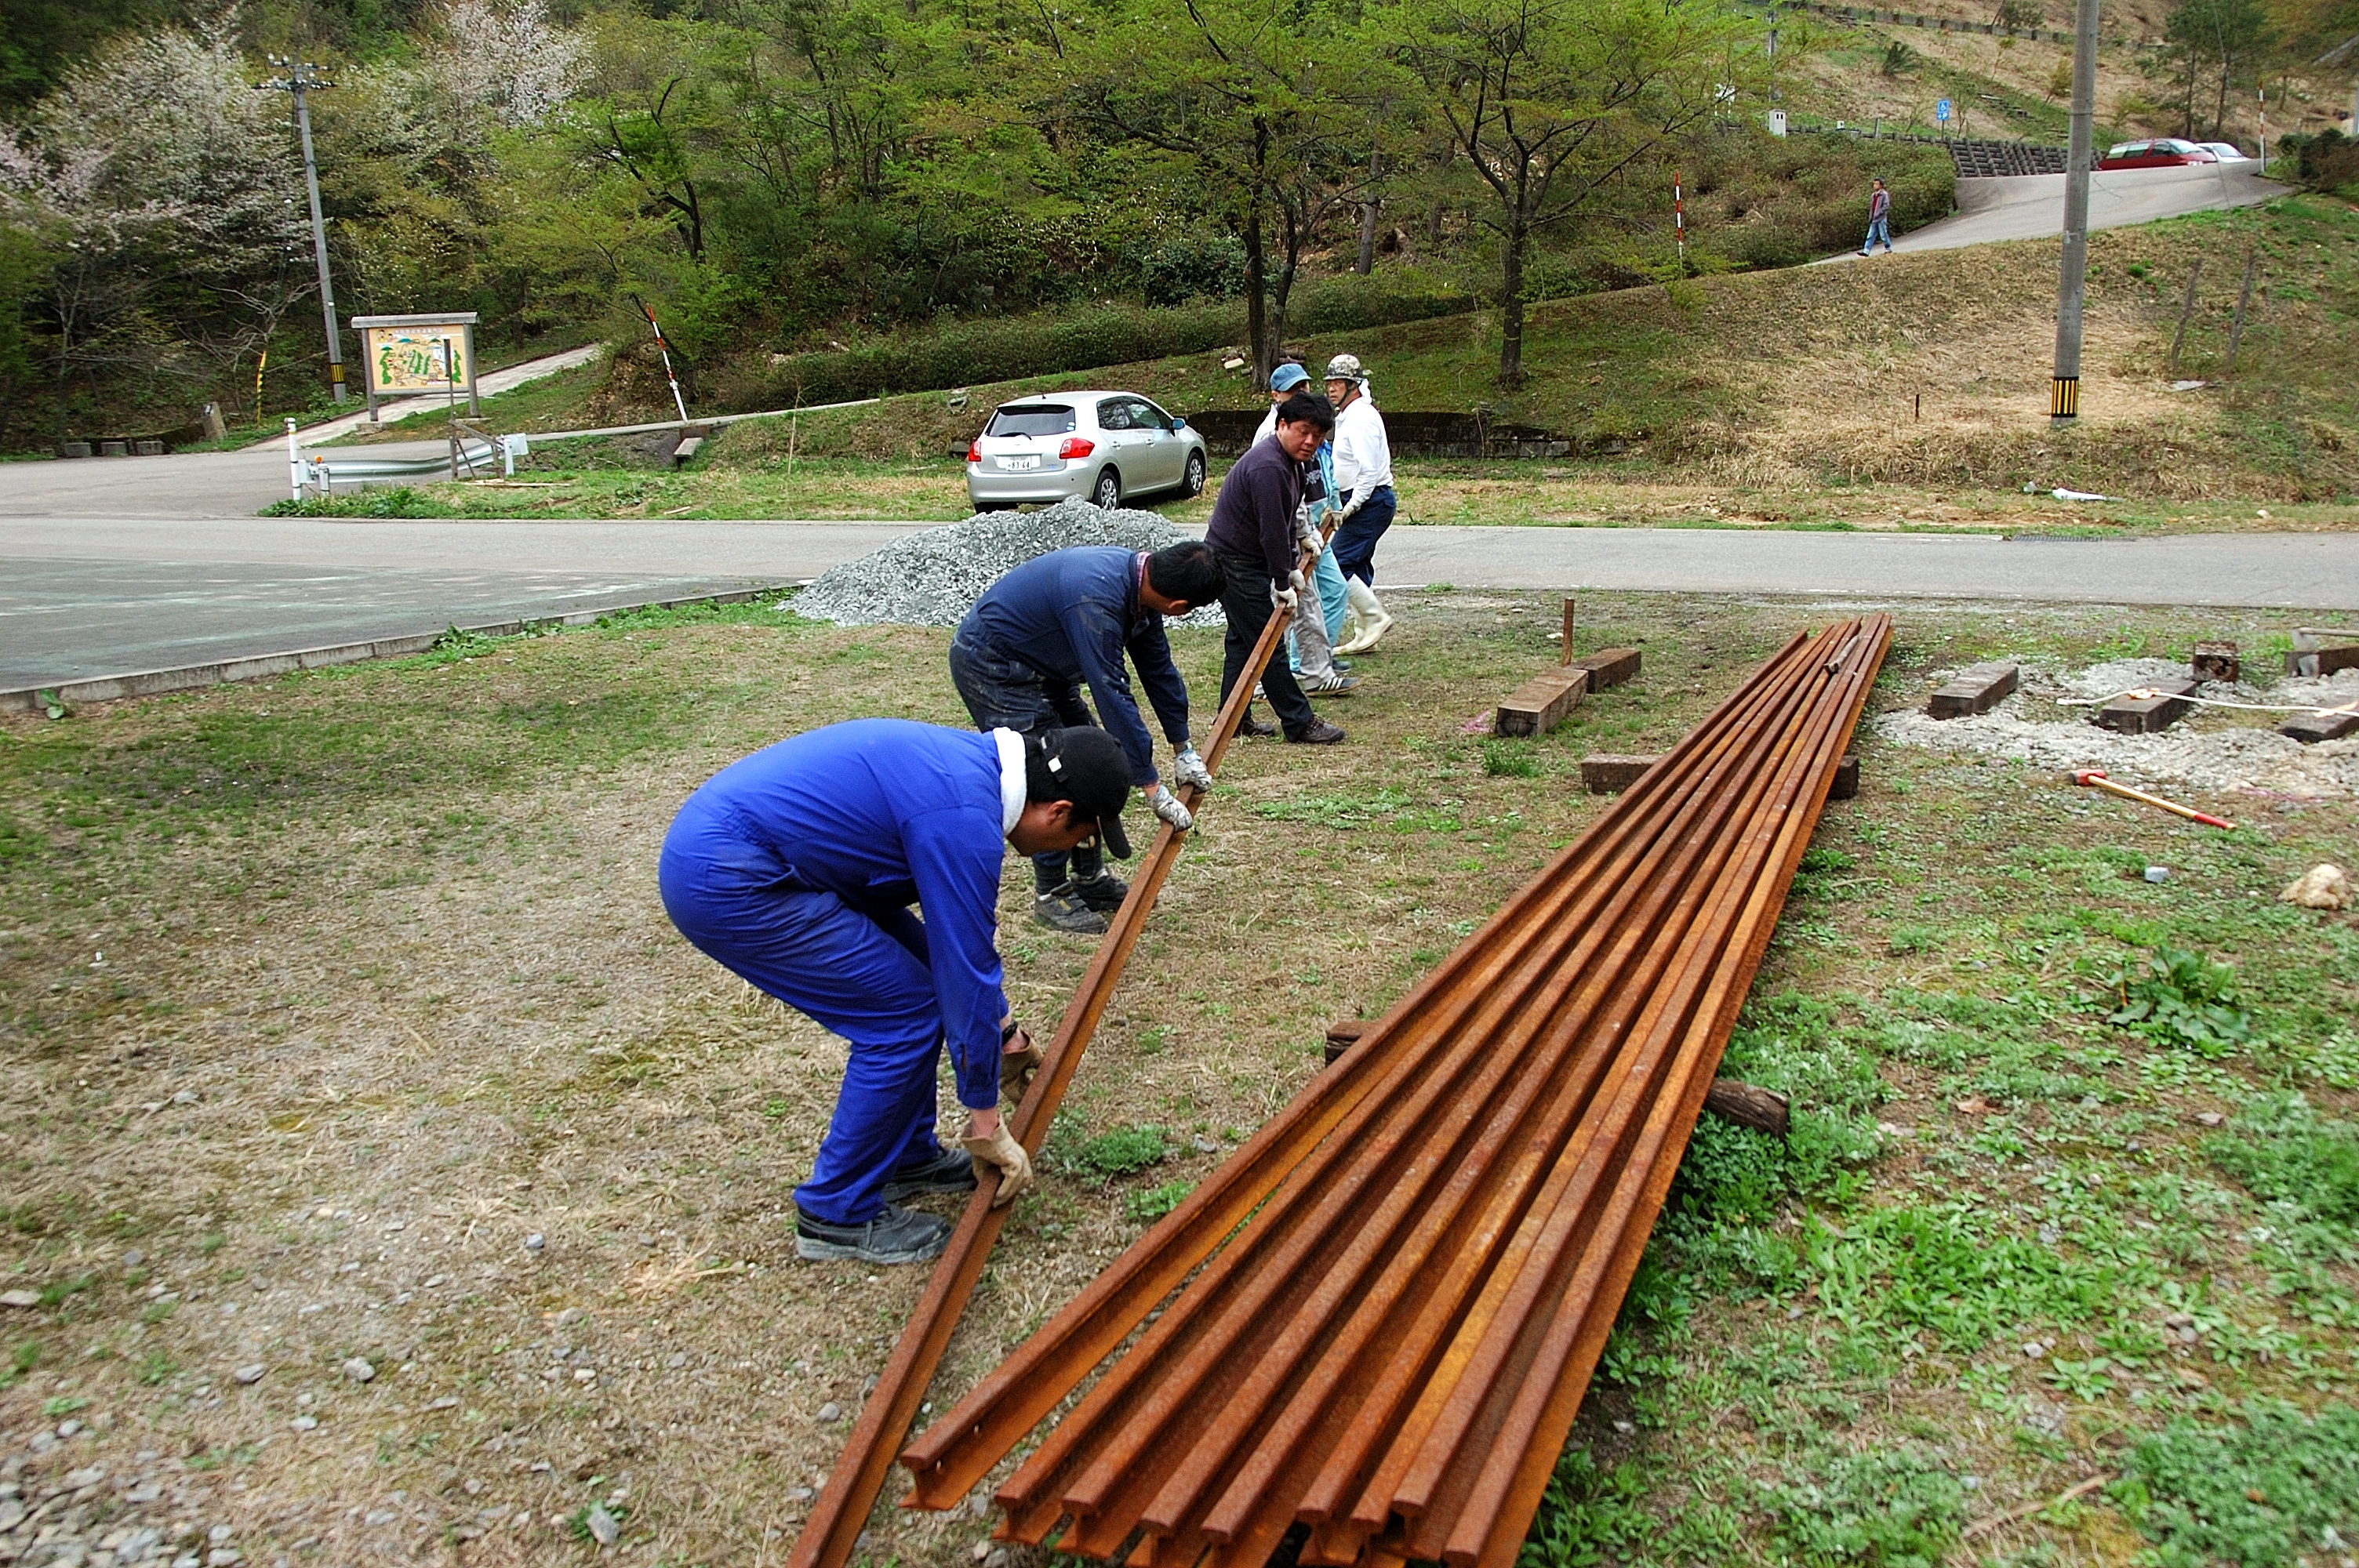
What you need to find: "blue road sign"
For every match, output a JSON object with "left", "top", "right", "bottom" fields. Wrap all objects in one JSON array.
[{"left": 1936, "top": 98, "right": 1952, "bottom": 123}]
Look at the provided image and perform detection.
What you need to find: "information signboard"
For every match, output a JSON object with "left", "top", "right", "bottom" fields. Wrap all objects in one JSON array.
[{"left": 351, "top": 312, "right": 481, "bottom": 420}]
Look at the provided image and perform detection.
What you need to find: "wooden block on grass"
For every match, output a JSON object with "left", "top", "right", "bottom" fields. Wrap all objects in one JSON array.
[
  {"left": 2285, "top": 639, "right": 2359, "bottom": 677},
  {"left": 1581, "top": 754, "right": 1659, "bottom": 793},
  {"left": 1495, "top": 668, "right": 1587, "bottom": 738},
  {"left": 1928, "top": 662, "right": 2018, "bottom": 718},
  {"left": 1830, "top": 753, "right": 1860, "bottom": 800},
  {"left": 1323, "top": 1019, "right": 1369, "bottom": 1065},
  {"left": 1703, "top": 1079, "right": 1790, "bottom": 1139},
  {"left": 2191, "top": 641, "right": 2239, "bottom": 683},
  {"left": 1572, "top": 648, "right": 1641, "bottom": 689},
  {"left": 2279, "top": 710, "right": 2359, "bottom": 744},
  {"left": 2094, "top": 677, "right": 2197, "bottom": 734}
]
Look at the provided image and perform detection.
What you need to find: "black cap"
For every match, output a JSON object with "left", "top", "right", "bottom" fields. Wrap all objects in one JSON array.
[{"left": 1027, "top": 727, "right": 1133, "bottom": 859}]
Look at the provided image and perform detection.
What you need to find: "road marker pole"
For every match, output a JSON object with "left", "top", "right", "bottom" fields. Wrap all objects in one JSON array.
[
  {"left": 285, "top": 417, "right": 303, "bottom": 503},
  {"left": 2048, "top": 0, "right": 2099, "bottom": 420}
]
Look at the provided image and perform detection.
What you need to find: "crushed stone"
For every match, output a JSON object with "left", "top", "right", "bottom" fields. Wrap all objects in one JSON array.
[
  {"left": 791, "top": 499, "right": 1223, "bottom": 629},
  {"left": 1876, "top": 660, "right": 2359, "bottom": 798}
]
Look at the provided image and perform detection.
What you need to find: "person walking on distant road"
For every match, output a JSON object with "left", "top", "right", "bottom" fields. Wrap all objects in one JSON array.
[
  {"left": 658, "top": 719, "right": 1136, "bottom": 1266},
  {"left": 1861, "top": 178, "right": 1895, "bottom": 256},
  {"left": 1323, "top": 354, "right": 1397, "bottom": 654},
  {"left": 1208, "top": 390, "right": 1346, "bottom": 745},
  {"left": 950, "top": 541, "right": 1224, "bottom": 936}
]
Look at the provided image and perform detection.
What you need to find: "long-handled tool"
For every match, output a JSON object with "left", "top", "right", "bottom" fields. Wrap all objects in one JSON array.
[{"left": 2070, "top": 769, "right": 2234, "bottom": 829}]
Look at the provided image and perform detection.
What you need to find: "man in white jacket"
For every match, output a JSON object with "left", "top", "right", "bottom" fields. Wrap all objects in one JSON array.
[{"left": 1323, "top": 354, "right": 1397, "bottom": 653}]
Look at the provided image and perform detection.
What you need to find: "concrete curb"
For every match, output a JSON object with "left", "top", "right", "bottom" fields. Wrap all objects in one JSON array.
[{"left": 1, "top": 585, "right": 787, "bottom": 715}]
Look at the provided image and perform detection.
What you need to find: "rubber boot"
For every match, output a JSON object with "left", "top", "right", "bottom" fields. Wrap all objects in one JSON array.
[{"left": 1336, "top": 578, "right": 1394, "bottom": 654}]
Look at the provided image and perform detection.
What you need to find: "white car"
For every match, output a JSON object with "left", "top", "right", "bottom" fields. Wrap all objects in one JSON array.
[
  {"left": 2198, "top": 142, "right": 2252, "bottom": 162},
  {"left": 965, "top": 391, "right": 1209, "bottom": 511}
]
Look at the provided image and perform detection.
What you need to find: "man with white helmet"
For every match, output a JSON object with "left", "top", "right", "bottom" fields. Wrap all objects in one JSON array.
[{"left": 1321, "top": 354, "right": 1397, "bottom": 653}]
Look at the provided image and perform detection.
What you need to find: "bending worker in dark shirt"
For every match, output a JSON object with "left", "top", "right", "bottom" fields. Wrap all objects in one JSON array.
[
  {"left": 951, "top": 541, "right": 1225, "bottom": 935},
  {"left": 1206, "top": 390, "right": 1346, "bottom": 745},
  {"left": 658, "top": 718, "right": 1135, "bottom": 1266}
]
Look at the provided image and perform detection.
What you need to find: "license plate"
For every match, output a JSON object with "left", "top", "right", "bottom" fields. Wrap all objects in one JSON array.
[{"left": 1001, "top": 455, "right": 1039, "bottom": 470}]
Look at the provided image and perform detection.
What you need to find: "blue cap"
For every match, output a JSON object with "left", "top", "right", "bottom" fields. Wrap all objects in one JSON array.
[{"left": 1269, "top": 363, "right": 1310, "bottom": 392}]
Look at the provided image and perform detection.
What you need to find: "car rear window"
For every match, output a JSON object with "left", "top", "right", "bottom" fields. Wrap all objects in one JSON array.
[{"left": 985, "top": 404, "right": 1077, "bottom": 437}]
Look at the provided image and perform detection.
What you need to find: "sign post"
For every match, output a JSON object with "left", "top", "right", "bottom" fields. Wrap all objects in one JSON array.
[
  {"left": 1936, "top": 97, "right": 1952, "bottom": 132},
  {"left": 351, "top": 312, "right": 481, "bottom": 422}
]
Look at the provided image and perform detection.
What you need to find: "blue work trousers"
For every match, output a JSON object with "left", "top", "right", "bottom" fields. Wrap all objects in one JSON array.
[
  {"left": 1331, "top": 486, "right": 1397, "bottom": 585},
  {"left": 947, "top": 633, "right": 1100, "bottom": 887},
  {"left": 659, "top": 811, "right": 951, "bottom": 1227},
  {"left": 1863, "top": 216, "right": 1892, "bottom": 252}
]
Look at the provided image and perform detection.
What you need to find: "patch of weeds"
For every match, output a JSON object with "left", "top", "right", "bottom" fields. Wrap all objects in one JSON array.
[
  {"left": 2206, "top": 1094, "right": 2359, "bottom": 1229},
  {"left": 139, "top": 1299, "right": 178, "bottom": 1324},
  {"left": 0, "top": 1341, "right": 41, "bottom": 1390},
  {"left": 38, "top": 1275, "right": 93, "bottom": 1307},
  {"left": 1073, "top": 1125, "right": 1167, "bottom": 1178},
  {"left": 1886, "top": 924, "right": 1939, "bottom": 956},
  {"left": 2100, "top": 945, "right": 2253, "bottom": 1058},
  {"left": 42, "top": 1395, "right": 89, "bottom": 1417},
  {"left": 1481, "top": 740, "right": 1542, "bottom": 778},
  {"left": 2284, "top": 1030, "right": 2359, "bottom": 1091},
  {"left": 1759, "top": 1444, "right": 1965, "bottom": 1567},
  {"left": 136, "top": 1350, "right": 179, "bottom": 1385},
  {"left": 569, "top": 1502, "right": 630, "bottom": 1542},
  {"left": 2113, "top": 1399, "right": 2359, "bottom": 1567},
  {"left": 1125, "top": 1181, "right": 1194, "bottom": 1224},
  {"left": 1520, "top": 1446, "right": 1656, "bottom": 1567},
  {"left": 1249, "top": 788, "right": 1463, "bottom": 834}
]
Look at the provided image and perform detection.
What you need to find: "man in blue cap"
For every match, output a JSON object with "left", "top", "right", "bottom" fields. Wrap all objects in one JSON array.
[
  {"left": 658, "top": 719, "right": 1135, "bottom": 1265},
  {"left": 952, "top": 539, "right": 1225, "bottom": 936}
]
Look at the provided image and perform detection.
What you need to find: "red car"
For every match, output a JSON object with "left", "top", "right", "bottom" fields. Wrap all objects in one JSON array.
[{"left": 2098, "top": 138, "right": 2222, "bottom": 170}]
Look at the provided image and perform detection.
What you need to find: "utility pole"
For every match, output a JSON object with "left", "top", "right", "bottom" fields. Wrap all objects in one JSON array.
[
  {"left": 257, "top": 56, "right": 347, "bottom": 404},
  {"left": 2049, "top": 0, "right": 2100, "bottom": 420}
]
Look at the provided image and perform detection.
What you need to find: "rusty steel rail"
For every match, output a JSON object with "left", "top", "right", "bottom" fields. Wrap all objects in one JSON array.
[
  {"left": 783, "top": 568, "right": 1314, "bottom": 1568},
  {"left": 901, "top": 616, "right": 1892, "bottom": 1568}
]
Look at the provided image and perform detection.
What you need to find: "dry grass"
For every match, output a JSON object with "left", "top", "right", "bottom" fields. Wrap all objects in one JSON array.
[{"left": 5, "top": 594, "right": 2353, "bottom": 1568}]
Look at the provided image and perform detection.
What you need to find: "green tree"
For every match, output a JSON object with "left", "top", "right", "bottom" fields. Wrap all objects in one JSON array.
[
  {"left": 2162, "top": 0, "right": 2274, "bottom": 137},
  {"left": 1376, "top": 0, "right": 1754, "bottom": 387}
]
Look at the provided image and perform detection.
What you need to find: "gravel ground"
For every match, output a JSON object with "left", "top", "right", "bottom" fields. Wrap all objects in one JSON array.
[
  {"left": 1875, "top": 656, "right": 2359, "bottom": 797},
  {"left": 791, "top": 499, "right": 1223, "bottom": 628}
]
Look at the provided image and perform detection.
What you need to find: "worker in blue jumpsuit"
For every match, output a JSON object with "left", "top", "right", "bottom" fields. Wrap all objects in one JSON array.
[
  {"left": 951, "top": 540, "right": 1223, "bottom": 936},
  {"left": 658, "top": 719, "right": 1136, "bottom": 1265}
]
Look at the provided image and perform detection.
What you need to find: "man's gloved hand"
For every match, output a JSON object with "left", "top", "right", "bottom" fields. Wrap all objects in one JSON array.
[
  {"left": 1288, "top": 568, "right": 1308, "bottom": 593},
  {"left": 1150, "top": 785, "right": 1194, "bottom": 833},
  {"left": 1172, "top": 746, "right": 1214, "bottom": 794},
  {"left": 999, "top": 1029, "right": 1042, "bottom": 1102},
  {"left": 1332, "top": 494, "right": 1365, "bottom": 524},
  {"left": 1271, "top": 583, "right": 1299, "bottom": 612},
  {"left": 961, "top": 1119, "right": 1034, "bottom": 1208}
]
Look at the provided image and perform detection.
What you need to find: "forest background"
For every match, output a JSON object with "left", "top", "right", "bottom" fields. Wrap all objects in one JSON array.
[{"left": 0, "top": 0, "right": 2353, "bottom": 449}]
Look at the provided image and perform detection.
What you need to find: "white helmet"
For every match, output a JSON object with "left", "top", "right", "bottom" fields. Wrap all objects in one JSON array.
[{"left": 1322, "top": 353, "right": 1365, "bottom": 385}]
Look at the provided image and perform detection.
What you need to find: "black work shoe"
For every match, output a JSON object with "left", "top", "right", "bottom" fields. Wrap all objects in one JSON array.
[
  {"left": 881, "top": 1145, "right": 978, "bottom": 1203},
  {"left": 795, "top": 1204, "right": 954, "bottom": 1265},
  {"left": 1070, "top": 872, "right": 1129, "bottom": 913},
  {"left": 1034, "top": 884, "right": 1110, "bottom": 935},
  {"left": 1239, "top": 709, "right": 1278, "bottom": 739},
  {"left": 1287, "top": 717, "right": 1348, "bottom": 744}
]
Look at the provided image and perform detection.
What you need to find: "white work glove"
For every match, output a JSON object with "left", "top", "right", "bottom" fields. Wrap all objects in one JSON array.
[
  {"left": 1294, "top": 507, "right": 1323, "bottom": 554},
  {"left": 961, "top": 1120, "right": 1034, "bottom": 1208},
  {"left": 1172, "top": 746, "right": 1214, "bottom": 794},
  {"left": 1333, "top": 493, "right": 1365, "bottom": 524},
  {"left": 1288, "top": 568, "right": 1307, "bottom": 593},
  {"left": 1270, "top": 583, "right": 1299, "bottom": 612},
  {"left": 1150, "top": 785, "right": 1194, "bottom": 833}
]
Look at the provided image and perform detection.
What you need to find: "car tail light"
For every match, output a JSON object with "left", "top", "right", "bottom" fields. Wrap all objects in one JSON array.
[
  {"left": 1059, "top": 437, "right": 1096, "bottom": 459},
  {"left": 965, "top": 440, "right": 981, "bottom": 463}
]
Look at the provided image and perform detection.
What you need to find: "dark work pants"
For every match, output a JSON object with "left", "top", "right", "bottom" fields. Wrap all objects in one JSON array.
[
  {"left": 947, "top": 633, "right": 1106, "bottom": 887},
  {"left": 1331, "top": 486, "right": 1397, "bottom": 585},
  {"left": 1212, "top": 545, "right": 1315, "bottom": 739}
]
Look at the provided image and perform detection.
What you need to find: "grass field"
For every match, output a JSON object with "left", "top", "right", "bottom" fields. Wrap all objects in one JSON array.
[
  {"left": 2, "top": 592, "right": 2354, "bottom": 1566},
  {"left": 297, "top": 198, "right": 2359, "bottom": 526}
]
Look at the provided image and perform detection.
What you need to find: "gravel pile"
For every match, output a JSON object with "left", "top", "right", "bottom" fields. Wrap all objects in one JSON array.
[
  {"left": 1875, "top": 658, "right": 2359, "bottom": 797},
  {"left": 792, "top": 499, "right": 1224, "bottom": 628}
]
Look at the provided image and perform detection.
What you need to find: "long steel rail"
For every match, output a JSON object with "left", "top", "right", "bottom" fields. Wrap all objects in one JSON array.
[
  {"left": 784, "top": 569, "right": 1311, "bottom": 1568},
  {"left": 900, "top": 615, "right": 1892, "bottom": 1568}
]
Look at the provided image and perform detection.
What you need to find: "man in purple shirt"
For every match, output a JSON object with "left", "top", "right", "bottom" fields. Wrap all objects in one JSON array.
[
  {"left": 1204, "top": 390, "right": 1344, "bottom": 744},
  {"left": 1861, "top": 178, "right": 1894, "bottom": 256}
]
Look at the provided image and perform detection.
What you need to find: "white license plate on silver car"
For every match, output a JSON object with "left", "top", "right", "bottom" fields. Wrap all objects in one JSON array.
[{"left": 1001, "top": 455, "right": 1040, "bottom": 470}]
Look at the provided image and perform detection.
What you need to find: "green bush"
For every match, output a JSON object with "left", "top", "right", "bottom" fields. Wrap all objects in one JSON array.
[
  {"left": 1074, "top": 1124, "right": 1168, "bottom": 1178},
  {"left": 716, "top": 270, "right": 1474, "bottom": 411}
]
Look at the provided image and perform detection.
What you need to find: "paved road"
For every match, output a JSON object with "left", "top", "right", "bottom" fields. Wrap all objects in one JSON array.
[
  {"left": 6, "top": 513, "right": 2357, "bottom": 692},
  {"left": 0, "top": 442, "right": 449, "bottom": 519},
  {"left": 1824, "top": 164, "right": 2281, "bottom": 260}
]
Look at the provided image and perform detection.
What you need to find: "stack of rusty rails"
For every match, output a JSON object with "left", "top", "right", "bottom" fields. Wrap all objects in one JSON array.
[
  {"left": 900, "top": 615, "right": 1893, "bottom": 1568},
  {"left": 784, "top": 546, "right": 1319, "bottom": 1568}
]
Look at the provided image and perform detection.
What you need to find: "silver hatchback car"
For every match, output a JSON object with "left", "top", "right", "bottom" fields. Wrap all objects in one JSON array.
[{"left": 965, "top": 390, "right": 1209, "bottom": 511}]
